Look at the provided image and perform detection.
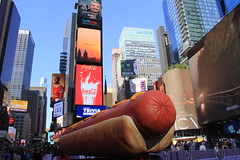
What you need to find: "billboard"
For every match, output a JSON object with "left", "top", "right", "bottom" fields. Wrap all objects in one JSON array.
[
  {"left": 51, "top": 74, "right": 65, "bottom": 105},
  {"left": 76, "top": 105, "right": 106, "bottom": 118},
  {"left": 8, "top": 126, "right": 16, "bottom": 140},
  {"left": 53, "top": 100, "right": 63, "bottom": 118},
  {"left": 188, "top": 5, "right": 240, "bottom": 125},
  {"left": 130, "top": 78, "right": 147, "bottom": 93},
  {"left": 162, "top": 69, "right": 199, "bottom": 130},
  {"left": 77, "top": 0, "right": 102, "bottom": 29},
  {"left": 121, "top": 59, "right": 138, "bottom": 77},
  {"left": 223, "top": 120, "right": 240, "bottom": 135},
  {"left": 9, "top": 100, "right": 28, "bottom": 112},
  {"left": 75, "top": 64, "right": 102, "bottom": 105},
  {"left": 48, "top": 131, "right": 54, "bottom": 144},
  {"left": 76, "top": 28, "right": 101, "bottom": 65}
]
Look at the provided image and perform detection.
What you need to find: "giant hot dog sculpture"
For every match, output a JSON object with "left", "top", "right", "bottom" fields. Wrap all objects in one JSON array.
[{"left": 59, "top": 90, "right": 176, "bottom": 156}]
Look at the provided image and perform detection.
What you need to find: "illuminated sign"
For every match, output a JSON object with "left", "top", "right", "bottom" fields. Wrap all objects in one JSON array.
[
  {"left": 76, "top": 105, "right": 106, "bottom": 118},
  {"left": 121, "top": 59, "right": 138, "bottom": 77},
  {"left": 77, "top": 0, "right": 102, "bottom": 29},
  {"left": 75, "top": 65, "right": 102, "bottom": 105},
  {"left": 51, "top": 74, "right": 65, "bottom": 107},
  {"left": 9, "top": 100, "right": 28, "bottom": 112},
  {"left": 76, "top": 28, "right": 101, "bottom": 65},
  {"left": 9, "top": 117, "right": 14, "bottom": 125}
]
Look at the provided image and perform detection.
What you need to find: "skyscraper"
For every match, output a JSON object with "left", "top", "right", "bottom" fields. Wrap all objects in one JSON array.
[
  {"left": 119, "top": 27, "right": 162, "bottom": 89},
  {"left": 111, "top": 48, "right": 121, "bottom": 103},
  {"left": 10, "top": 30, "right": 35, "bottom": 100},
  {"left": 29, "top": 86, "right": 47, "bottom": 134},
  {"left": 59, "top": 18, "right": 70, "bottom": 74},
  {"left": 0, "top": 0, "right": 20, "bottom": 105},
  {"left": 162, "top": 0, "right": 221, "bottom": 64},
  {"left": 216, "top": 0, "right": 240, "bottom": 16},
  {"left": 156, "top": 26, "right": 173, "bottom": 74}
]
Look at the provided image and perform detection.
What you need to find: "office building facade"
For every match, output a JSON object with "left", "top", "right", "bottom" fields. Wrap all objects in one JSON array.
[
  {"left": 29, "top": 87, "right": 47, "bottom": 134},
  {"left": 10, "top": 30, "right": 35, "bottom": 100},
  {"left": 111, "top": 48, "right": 122, "bottom": 104},
  {"left": 216, "top": 0, "right": 240, "bottom": 16},
  {"left": 162, "top": 0, "right": 221, "bottom": 64},
  {"left": 156, "top": 26, "right": 173, "bottom": 74},
  {"left": 13, "top": 112, "right": 31, "bottom": 141},
  {"left": 0, "top": 0, "right": 20, "bottom": 105},
  {"left": 119, "top": 27, "right": 162, "bottom": 90}
]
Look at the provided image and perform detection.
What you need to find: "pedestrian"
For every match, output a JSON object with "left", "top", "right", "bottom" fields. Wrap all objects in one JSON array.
[{"left": 199, "top": 142, "right": 206, "bottom": 150}]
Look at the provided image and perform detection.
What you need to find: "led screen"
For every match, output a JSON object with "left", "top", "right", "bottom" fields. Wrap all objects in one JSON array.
[
  {"left": 121, "top": 59, "right": 138, "bottom": 77},
  {"left": 188, "top": 5, "right": 240, "bottom": 125},
  {"left": 76, "top": 105, "right": 106, "bottom": 118},
  {"left": 51, "top": 74, "right": 65, "bottom": 106},
  {"left": 223, "top": 120, "right": 240, "bottom": 135},
  {"left": 162, "top": 69, "right": 199, "bottom": 130},
  {"left": 76, "top": 28, "right": 101, "bottom": 65},
  {"left": 75, "top": 64, "right": 102, "bottom": 105},
  {"left": 77, "top": 0, "right": 102, "bottom": 29},
  {"left": 9, "top": 100, "right": 28, "bottom": 112}
]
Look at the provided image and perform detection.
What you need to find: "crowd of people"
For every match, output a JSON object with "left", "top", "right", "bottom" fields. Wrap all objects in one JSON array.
[{"left": 170, "top": 137, "right": 239, "bottom": 151}]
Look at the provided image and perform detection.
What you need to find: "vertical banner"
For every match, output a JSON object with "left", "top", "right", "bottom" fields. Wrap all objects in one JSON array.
[
  {"left": 163, "top": 69, "right": 199, "bottom": 130},
  {"left": 51, "top": 74, "right": 65, "bottom": 105},
  {"left": 76, "top": 28, "right": 101, "bottom": 65},
  {"left": 75, "top": 64, "right": 102, "bottom": 105}
]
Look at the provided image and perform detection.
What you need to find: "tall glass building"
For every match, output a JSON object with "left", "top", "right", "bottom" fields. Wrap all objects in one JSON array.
[
  {"left": 216, "top": 0, "right": 240, "bottom": 16},
  {"left": 119, "top": 27, "right": 162, "bottom": 89},
  {"left": 10, "top": 30, "right": 35, "bottom": 100},
  {"left": 162, "top": 0, "right": 221, "bottom": 64},
  {"left": 0, "top": 0, "right": 20, "bottom": 105}
]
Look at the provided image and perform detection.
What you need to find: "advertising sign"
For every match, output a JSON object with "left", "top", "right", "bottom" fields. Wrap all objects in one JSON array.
[
  {"left": 77, "top": 0, "right": 102, "bottom": 29},
  {"left": 188, "top": 5, "right": 240, "bottom": 125},
  {"left": 48, "top": 131, "right": 54, "bottom": 144},
  {"left": 9, "top": 100, "right": 28, "bottom": 112},
  {"left": 51, "top": 74, "right": 65, "bottom": 106},
  {"left": 223, "top": 120, "right": 240, "bottom": 135},
  {"left": 56, "top": 115, "right": 63, "bottom": 128},
  {"left": 75, "top": 64, "right": 102, "bottom": 105},
  {"left": 8, "top": 126, "right": 16, "bottom": 140},
  {"left": 76, "top": 28, "right": 101, "bottom": 65},
  {"left": 130, "top": 78, "right": 147, "bottom": 93},
  {"left": 53, "top": 100, "right": 63, "bottom": 118},
  {"left": 121, "top": 59, "right": 138, "bottom": 77},
  {"left": 76, "top": 105, "right": 106, "bottom": 118},
  {"left": 163, "top": 69, "right": 199, "bottom": 130}
]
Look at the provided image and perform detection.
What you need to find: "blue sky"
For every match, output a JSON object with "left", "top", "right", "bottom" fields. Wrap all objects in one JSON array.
[{"left": 13, "top": 0, "right": 165, "bottom": 128}]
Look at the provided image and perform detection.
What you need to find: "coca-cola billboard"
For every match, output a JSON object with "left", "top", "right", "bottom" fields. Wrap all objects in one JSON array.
[{"left": 75, "top": 64, "right": 102, "bottom": 105}]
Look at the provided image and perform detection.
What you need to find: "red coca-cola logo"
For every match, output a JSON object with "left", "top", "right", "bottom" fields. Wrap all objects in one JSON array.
[
  {"left": 81, "top": 65, "right": 97, "bottom": 71},
  {"left": 82, "top": 89, "right": 97, "bottom": 95}
]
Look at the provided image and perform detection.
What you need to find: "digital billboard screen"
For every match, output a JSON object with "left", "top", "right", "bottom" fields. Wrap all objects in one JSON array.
[
  {"left": 76, "top": 28, "right": 101, "bottom": 65},
  {"left": 223, "top": 120, "right": 240, "bottom": 135},
  {"left": 121, "top": 59, "right": 138, "bottom": 77},
  {"left": 77, "top": 0, "right": 102, "bottom": 29},
  {"left": 75, "top": 64, "right": 102, "bottom": 105},
  {"left": 188, "top": 5, "right": 240, "bottom": 125},
  {"left": 9, "top": 100, "right": 28, "bottom": 112},
  {"left": 76, "top": 105, "right": 106, "bottom": 118},
  {"left": 51, "top": 74, "right": 65, "bottom": 106},
  {"left": 163, "top": 69, "right": 199, "bottom": 130}
]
